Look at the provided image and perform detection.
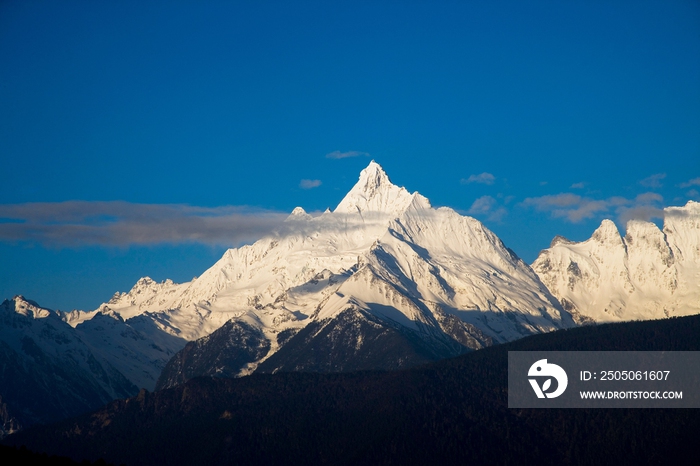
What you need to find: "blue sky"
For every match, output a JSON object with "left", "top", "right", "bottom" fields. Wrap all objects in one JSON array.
[{"left": 1, "top": 0, "right": 699, "bottom": 311}]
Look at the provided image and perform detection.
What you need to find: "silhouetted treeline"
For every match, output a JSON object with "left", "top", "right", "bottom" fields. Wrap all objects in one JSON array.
[
  {"left": 0, "top": 444, "right": 115, "bottom": 465},
  {"left": 5, "top": 315, "right": 700, "bottom": 465}
]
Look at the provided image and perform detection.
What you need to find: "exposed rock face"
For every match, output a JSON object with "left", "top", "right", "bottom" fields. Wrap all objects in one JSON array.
[{"left": 156, "top": 320, "right": 270, "bottom": 390}]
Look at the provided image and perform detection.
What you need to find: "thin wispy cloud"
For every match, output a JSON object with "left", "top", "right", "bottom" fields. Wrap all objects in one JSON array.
[
  {"left": 522, "top": 194, "right": 607, "bottom": 223},
  {"left": 325, "top": 150, "right": 370, "bottom": 159},
  {"left": 634, "top": 192, "right": 663, "bottom": 204},
  {"left": 467, "top": 195, "right": 507, "bottom": 222},
  {"left": 467, "top": 196, "right": 496, "bottom": 215},
  {"left": 460, "top": 172, "right": 495, "bottom": 185},
  {"left": 679, "top": 177, "right": 700, "bottom": 188},
  {"left": 618, "top": 205, "right": 665, "bottom": 224},
  {"left": 639, "top": 173, "right": 666, "bottom": 188},
  {"left": 521, "top": 191, "right": 666, "bottom": 224},
  {"left": 0, "top": 201, "right": 287, "bottom": 247},
  {"left": 616, "top": 193, "right": 664, "bottom": 224},
  {"left": 570, "top": 182, "right": 585, "bottom": 189},
  {"left": 299, "top": 179, "right": 322, "bottom": 189}
]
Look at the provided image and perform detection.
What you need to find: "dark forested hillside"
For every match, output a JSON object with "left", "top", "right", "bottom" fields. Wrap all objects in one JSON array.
[{"left": 5, "top": 315, "right": 700, "bottom": 466}]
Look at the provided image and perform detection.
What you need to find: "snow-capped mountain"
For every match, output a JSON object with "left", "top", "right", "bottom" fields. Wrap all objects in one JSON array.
[
  {"left": 3, "top": 162, "right": 571, "bottom": 398},
  {"left": 0, "top": 296, "right": 139, "bottom": 437},
  {"left": 144, "top": 161, "right": 572, "bottom": 387},
  {"left": 532, "top": 201, "right": 700, "bottom": 323},
  {"left": 5, "top": 161, "right": 699, "bottom": 436}
]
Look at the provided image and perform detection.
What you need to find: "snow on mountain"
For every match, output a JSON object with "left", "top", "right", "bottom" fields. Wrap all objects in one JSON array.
[
  {"left": 137, "top": 161, "right": 573, "bottom": 386},
  {"left": 315, "top": 191, "right": 570, "bottom": 342},
  {"left": 1, "top": 161, "right": 576, "bottom": 399},
  {"left": 5, "top": 161, "right": 698, "bottom": 431},
  {"left": 334, "top": 161, "right": 414, "bottom": 216},
  {"left": 100, "top": 277, "right": 190, "bottom": 321},
  {"left": 532, "top": 201, "right": 700, "bottom": 323},
  {"left": 73, "top": 310, "right": 186, "bottom": 391},
  {"left": 103, "top": 164, "right": 427, "bottom": 346},
  {"left": 0, "top": 296, "right": 138, "bottom": 436}
]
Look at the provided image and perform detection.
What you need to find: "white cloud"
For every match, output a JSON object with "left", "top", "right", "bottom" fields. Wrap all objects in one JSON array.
[
  {"left": 522, "top": 190, "right": 667, "bottom": 224},
  {"left": 570, "top": 182, "right": 585, "bottom": 189},
  {"left": 467, "top": 196, "right": 496, "bottom": 215},
  {"left": 0, "top": 201, "right": 287, "bottom": 247},
  {"left": 522, "top": 193, "right": 607, "bottom": 222},
  {"left": 461, "top": 172, "right": 495, "bottom": 185},
  {"left": 467, "top": 196, "right": 507, "bottom": 222},
  {"left": 617, "top": 205, "right": 665, "bottom": 224},
  {"left": 325, "top": 150, "right": 370, "bottom": 159},
  {"left": 635, "top": 192, "right": 663, "bottom": 204},
  {"left": 487, "top": 207, "right": 508, "bottom": 222},
  {"left": 523, "top": 193, "right": 582, "bottom": 209},
  {"left": 299, "top": 179, "right": 322, "bottom": 189},
  {"left": 608, "top": 196, "right": 629, "bottom": 207},
  {"left": 680, "top": 177, "right": 700, "bottom": 188},
  {"left": 639, "top": 173, "right": 666, "bottom": 188}
]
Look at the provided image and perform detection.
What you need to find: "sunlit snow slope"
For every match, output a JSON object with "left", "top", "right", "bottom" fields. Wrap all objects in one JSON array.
[
  {"left": 107, "top": 162, "right": 572, "bottom": 386},
  {"left": 532, "top": 201, "right": 700, "bottom": 323}
]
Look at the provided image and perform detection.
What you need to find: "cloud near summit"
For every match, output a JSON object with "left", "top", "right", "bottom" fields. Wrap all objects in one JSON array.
[
  {"left": 467, "top": 196, "right": 507, "bottom": 222},
  {"left": 521, "top": 192, "right": 666, "bottom": 224},
  {"left": 680, "top": 177, "right": 700, "bottom": 188},
  {"left": 0, "top": 201, "right": 288, "bottom": 247},
  {"left": 325, "top": 150, "right": 370, "bottom": 159}
]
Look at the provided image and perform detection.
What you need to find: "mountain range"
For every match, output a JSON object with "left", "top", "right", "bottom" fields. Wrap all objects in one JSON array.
[
  {"left": 533, "top": 202, "right": 700, "bottom": 322},
  {"left": 1, "top": 161, "right": 698, "bottom": 437}
]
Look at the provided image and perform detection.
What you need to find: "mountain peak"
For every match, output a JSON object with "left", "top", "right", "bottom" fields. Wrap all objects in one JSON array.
[
  {"left": 285, "top": 206, "right": 313, "bottom": 223},
  {"left": 344, "top": 161, "right": 392, "bottom": 200},
  {"left": 4, "top": 295, "right": 52, "bottom": 319},
  {"left": 665, "top": 200, "right": 700, "bottom": 219},
  {"left": 360, "top": 160, "right": 389, "bottom": 186},
  {"left": 591, "top": 219, "right": 622, "bottom": 245},
  {"left": 550, "top": 235, "right": 573, "bottom": 248},
  {"left": 334, "top": 161, "right": 413, "bottom": 215}
]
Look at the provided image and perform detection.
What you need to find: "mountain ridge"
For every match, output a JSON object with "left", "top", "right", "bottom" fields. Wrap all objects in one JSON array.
[
  {"left": 0, "top": 296, "right": 139, "bottom": 438},
  {"left": 532, "top": 200, "right": 700, "bottom": 323}
]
